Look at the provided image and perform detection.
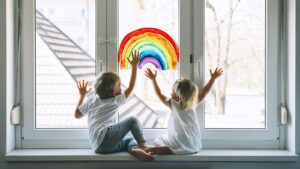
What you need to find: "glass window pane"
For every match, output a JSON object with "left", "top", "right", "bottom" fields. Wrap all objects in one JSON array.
[
  {"left": 35, "top": 0, "right": 95, "bottom": 128},
  {"left": 204, "top": 0, "right": 265, "bottom": 128},
  {"left": 118, "top": 0, "right": 179, "bottom": 128}
]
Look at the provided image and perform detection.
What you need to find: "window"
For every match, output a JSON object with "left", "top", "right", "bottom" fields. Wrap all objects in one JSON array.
[
  {"left": 204, "top": 0, "right": 266, "bottom": 129},
  {"left": 21, "top": 0, "right": 281, "bottom": 149},
  {"left": 118, "top": 0, "right": 179, "bottom": 128},
  {"left": 194, "top": 0, "right": 280, "bottom": 148},
  {"left": 35, "top": 0, "right": 95, "bottom": 129}
]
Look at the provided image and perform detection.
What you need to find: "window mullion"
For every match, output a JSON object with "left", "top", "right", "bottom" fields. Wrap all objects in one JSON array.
[
  {"left": 193, "top": 0, "right": 205, "bottom": 131},
  {"left": 96, "top": 0, "right": 107, "bottom": 74}
]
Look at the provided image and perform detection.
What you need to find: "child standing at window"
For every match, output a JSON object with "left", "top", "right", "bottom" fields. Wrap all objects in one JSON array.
[
  {"left": 75, "top": 51, "right": 154, "bottom": 162},
  {"left": 144, "top": 67, "right": 223, "bottom": 155}
]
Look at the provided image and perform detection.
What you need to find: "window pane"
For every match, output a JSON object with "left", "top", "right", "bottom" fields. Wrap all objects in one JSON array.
[
  {"left": 118, "top": 0, "right": 179, "bottom": 128},
  {"left": 35, "top": 0, "right": 95, "bottom": 128},
  {"left": 204, "top": 0, "right": 265, "bottom": 128}
]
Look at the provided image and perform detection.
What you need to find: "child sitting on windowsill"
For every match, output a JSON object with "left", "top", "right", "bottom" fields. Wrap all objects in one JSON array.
[
  {"left": 74, "top": 51, "right": 154, "bottom": 162},
  {"left": 144, "top": 67, "right": 223, "bottom": 155}
]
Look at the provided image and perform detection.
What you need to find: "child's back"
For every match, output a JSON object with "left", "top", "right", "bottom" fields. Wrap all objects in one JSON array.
[
  {"left": 163, "top": 99, "right": 202, "bottom": 154},
  {"left": 145, "top": 67, "right": 223, "bottom": 155},
  {"left": 79, "top": 91, "right": 126, "bottom": 150},
  {"left": 74, "top": 51, "right": 155, "bottom": 162}
]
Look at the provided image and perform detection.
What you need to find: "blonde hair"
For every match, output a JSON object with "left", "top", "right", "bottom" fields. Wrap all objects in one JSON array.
[
  {"left": 173, "top": 79, "right": 198, "bottom": 111},
  {"left": 94, "top": 72, "right": 120, "bottom": 99}
]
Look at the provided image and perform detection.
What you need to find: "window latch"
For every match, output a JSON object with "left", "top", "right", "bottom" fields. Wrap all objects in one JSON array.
[
  {"left": 190, "top": 54, "right": 193, "bottom": 63},
  {"left": 11, "top": 105, "right": 21, "bottom": 125},
  {"left": 280, "top": 105, "right": 288, "bottom": 125}
]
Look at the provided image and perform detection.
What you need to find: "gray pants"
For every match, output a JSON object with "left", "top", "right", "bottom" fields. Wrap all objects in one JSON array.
[{"left": 95, "top": 116, "right": 146, "bottom": 153}]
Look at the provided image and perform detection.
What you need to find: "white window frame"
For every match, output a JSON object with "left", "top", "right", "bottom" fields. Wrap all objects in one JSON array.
[
  {"left": 20, "top": 0, "right": 283, "bottom": 149},
  {"left": 20, "top": 0, "right": 107, "bottom": 148},
  {"left": 106, "top": 0, "right": 192, "bottom": 140},
  {"left": 20, "top": 0, "right": 191, "bottom": 148},
  {"left": 193, "top": 0, "right": 281, "bottom": 149}
]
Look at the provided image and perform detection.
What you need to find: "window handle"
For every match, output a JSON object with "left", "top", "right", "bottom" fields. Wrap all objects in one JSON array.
[
  {"left": 97, "top": 37, "right": 117, "bottom": 45},
  {"left": 197, "top": 60, "right": 201, "bottom": 77},
  {"left": 97, "top": 59, "right": 104, "bottom": 73}
]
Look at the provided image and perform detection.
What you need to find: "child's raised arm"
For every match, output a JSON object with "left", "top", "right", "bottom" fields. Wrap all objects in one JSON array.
[
  {"left": 74, "top": 80, "right": 91, "bottom": 119},
  {"left": 124, "top": 50, "right": 140, "bottom": 99},
  {"left": 198, "top": 67, "right": 223, "bottom": 104},
  {"left": 144, "top": 68, "right": 171, "bottom": 109}
]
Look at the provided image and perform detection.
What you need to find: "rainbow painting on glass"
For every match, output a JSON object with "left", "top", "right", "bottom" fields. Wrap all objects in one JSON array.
[{"left": 118, "top": 28, "right": 179, "bottom": 70}]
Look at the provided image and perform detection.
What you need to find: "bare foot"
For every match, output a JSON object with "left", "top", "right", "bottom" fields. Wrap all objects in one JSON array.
[
  {"left": 148, "top": 146, "right": 172, "bottom": 155},
  {"left": 138, "top": 142, "right": 153, "bottom": 152},
  {"left": 130, "top": 148, "right": 155, "bottom": 162}
]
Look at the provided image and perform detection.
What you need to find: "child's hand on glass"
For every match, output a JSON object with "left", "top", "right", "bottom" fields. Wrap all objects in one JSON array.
[
  {"left": 144, "top": 68, "right": 157, "bottom": 80},
  {"left": 127, "top": 50, "right": 140, "bottom": 68},
  {"left": 210, "top": 67, "right": 223, "bottom": 80},
  {"left": 77, "top": 80, "right": 92, "bottom": 96}
]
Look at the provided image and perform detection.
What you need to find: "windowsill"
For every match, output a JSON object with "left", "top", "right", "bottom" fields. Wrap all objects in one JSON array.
[{"left": 5, "top": 149, "right": 297, "bottom": 162}]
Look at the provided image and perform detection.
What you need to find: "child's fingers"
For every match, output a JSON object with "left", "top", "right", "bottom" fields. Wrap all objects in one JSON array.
[
  {"left": 88, "top": 88, "right": 92, "bottom": 92},
  {"left": 127, "top": 57, "right": 131, "bottom": 64},
  {"left": 217, "top": 68, "right": 223, "bottom": 72},
  {"left": 144, "top": 73, "right": 151, "bottom": 79},
  {"left": 133, "top": 50, "right": 136, "bottom": 57},
  {"left": 209, "top": 69, "right": 212, "bottom": 75},
  {"left": 148, "top": 68, "right": 153, "bottom": 74},
  {"left": 79, "top": 81, "right": 82, "bottom": 88},
  {"left": 145, "top": 71, "right": 151, "bottom": 77},
  {"left": 217, "top": 69, "right": 223, "bottom": 73},
  {"left": 145, "top": 68, "right": 151, "bottom": 74},
  {"left": 144, "top": 71, "right": 153, "bottom": 79},
  {"left": 137, "top": 54, "right": 141, "bottom": 62},
  {"left": 214, "top": 67, "right": 218, "bottom": 73}
]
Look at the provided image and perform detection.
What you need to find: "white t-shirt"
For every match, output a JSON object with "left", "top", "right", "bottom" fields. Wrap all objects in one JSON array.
[
  {"left": 78, "top": 92, "right": 126, "bottom": 150},
  {"left": 162, "top": 99, "right": 202, "bottom": 155}
]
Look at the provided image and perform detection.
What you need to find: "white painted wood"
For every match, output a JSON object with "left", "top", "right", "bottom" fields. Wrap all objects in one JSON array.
[
  {"left": 5, "top": 149, "right": 297, "bottom": 162},
  {"left": 21, "top": 0, "right": 91, "bottom": 142},
  {"left": 21, "top": 0, "right": 283, "bottom": 149},
  {"left": 192, "top": 0, "right": 281, "bottom": 146},
  {"left": 96, "top": 0, "right": 107, "bottom": 73},
  {"left": 179, "top": 0, "right": 192, "bottom": 79},
  {"left": 106, "top": 0, "right": 118, "bottom": 72}
]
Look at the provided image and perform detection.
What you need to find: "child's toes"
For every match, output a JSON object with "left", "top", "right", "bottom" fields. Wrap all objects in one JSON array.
[
  {"left": 130, "top": 148, "right": 154, "bottom": 162},
  {"left": 147, "top": 154, "right": 155, "bottom": 161}
]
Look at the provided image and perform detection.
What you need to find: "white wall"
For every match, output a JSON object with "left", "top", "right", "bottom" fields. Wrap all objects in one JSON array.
[
  {"left": 295, "top": 0, "right": 300, "bottom": 160},
  {"left": 286, "top": 0, "right": 296, "bottom": 153},
  {"left": 0, "top": 0, "right": 299, "bottom": 168},
  {"left": 5, "top": 0, "right": 16, "bottom": 154}
]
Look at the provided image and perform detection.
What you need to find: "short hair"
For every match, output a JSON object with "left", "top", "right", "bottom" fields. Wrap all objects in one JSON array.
[
  {"left": 173, "top": 79, "right": 198, "bottom": 111},
  {"left": 94, "top": 72, "right": 120, "bottom": 99}
]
